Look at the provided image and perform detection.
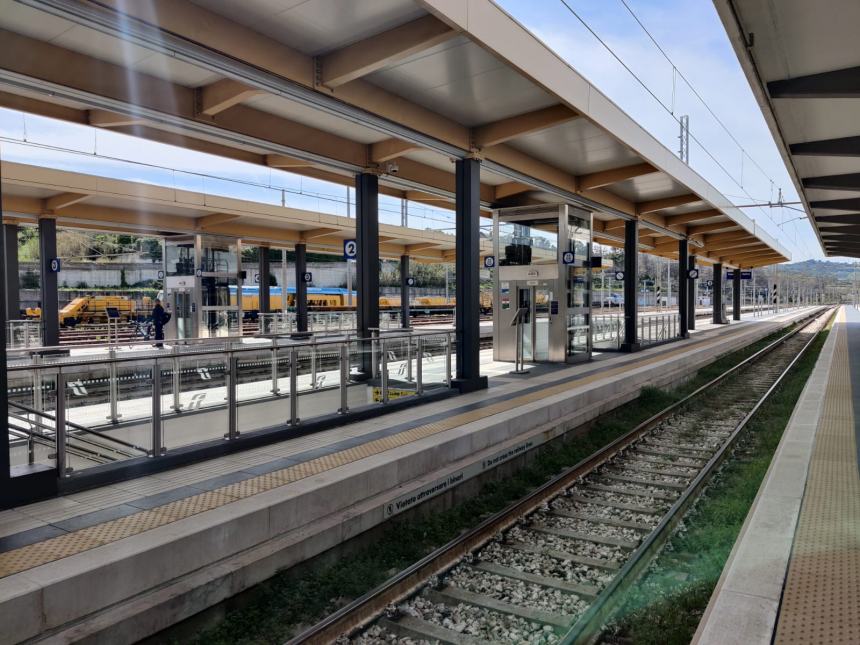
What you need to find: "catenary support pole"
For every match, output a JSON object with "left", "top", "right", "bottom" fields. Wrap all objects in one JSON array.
[
  {"left": 621, "top": 219, "right": 639, "bottom": 351},
  {"left": 453, "top": 158, "right": 487, "bottom": 392}
]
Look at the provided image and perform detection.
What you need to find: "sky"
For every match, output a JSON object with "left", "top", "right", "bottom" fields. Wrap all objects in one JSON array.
[{"left": 0, "top": 0, "right": 838, "bottom": 263}]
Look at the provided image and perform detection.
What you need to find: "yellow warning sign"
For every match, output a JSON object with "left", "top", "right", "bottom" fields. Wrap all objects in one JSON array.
[{"left": 372, "top": 387, "right": 418, "bottom": 402}]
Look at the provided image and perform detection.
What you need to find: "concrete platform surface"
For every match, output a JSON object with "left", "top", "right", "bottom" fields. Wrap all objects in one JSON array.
[
  {"left": 0, "top": 307, "right": 822, "bottom": 644},
  {"left": 694, "top": 305, "right": 859, "bottom": 645}
]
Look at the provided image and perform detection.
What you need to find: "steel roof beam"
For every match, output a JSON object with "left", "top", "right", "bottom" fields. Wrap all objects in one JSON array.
[
  {"left": 790, "top": 136, "right": 860, "bottom": 157},
  {"left": 768, "top": 65, "right": 860, "bottom": 99},
  {"left": 814, "top": 214, "right": 860, "bottom": 224},
  {"left": 320, "top": 15, "right": 456, "bottom": 88},
  {"left": 809, "top": 197, "right": 860, "bottom": 211},
  {"left": 802, "top": 172, "right": 860, "bottom": 191}
]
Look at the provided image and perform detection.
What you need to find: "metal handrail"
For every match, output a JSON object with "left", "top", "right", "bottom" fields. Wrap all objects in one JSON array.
[{"left": 5, "top": 329, "right": 452, "bottom": 373}]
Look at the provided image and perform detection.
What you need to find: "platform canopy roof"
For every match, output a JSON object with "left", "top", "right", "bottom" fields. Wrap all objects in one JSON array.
[
  {"left": 0, "top": 0, "right": 790, "bottom": 268},
  {"left": 715, "top": 0, "right": 860, "bottom": 259},
  {"left": 0, "top": 161, "right": 483, "bottom": 262}
]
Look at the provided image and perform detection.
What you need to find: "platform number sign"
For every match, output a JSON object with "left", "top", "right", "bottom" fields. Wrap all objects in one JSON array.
[
  {"left": 302, "top": 272, "right": 313, "bottom": 283},
  {"left": 254, "top": 272, "right": 260, "bottom": 284},
  {"left": 48, "top": 258, "right": 61, "bottom": 273},
  {"left": 483, "top": 255, "right": 496, "bottom": 269},
  {"left": 614, "top": 270, "right": 625, "bottom": 281},
  {"left": 562, "top": 251, "right": 575, "bottom": 265},
  {"left": 157, "top": 270, "right": 165, "bottom": 280},
  {"left": 406, "top": 277, "right": 416, "bottom": 287},
  {"left": 687, "top": 268, "right": 699, "bottom": 280},
  {"left": 706, "top": 279, "right": 714, "bottom": 288},
  {"left": 343, "top": 239, "right": 357, "bottom": 260}
]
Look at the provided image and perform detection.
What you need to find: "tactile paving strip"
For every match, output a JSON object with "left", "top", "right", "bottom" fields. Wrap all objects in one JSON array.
[
  {"left": 775, "top": 315, "right": 860, "bottom": 644},
  {"left": 0, "top": 322, "right": 772, "bottom": 579}
]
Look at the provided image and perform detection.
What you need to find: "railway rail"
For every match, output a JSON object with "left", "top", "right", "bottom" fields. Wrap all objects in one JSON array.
[{"left": 288, "top": 306, "right": 833, "bottom": 645}]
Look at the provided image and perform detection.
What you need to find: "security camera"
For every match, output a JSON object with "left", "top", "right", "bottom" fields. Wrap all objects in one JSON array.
[{"left": 386, "top": 161, "right": 400, "bottom": 175}]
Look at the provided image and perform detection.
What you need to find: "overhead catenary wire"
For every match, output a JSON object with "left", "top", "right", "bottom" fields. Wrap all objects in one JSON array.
[{"left": 555, "top": 0, "right": 805, "bottom": 257}]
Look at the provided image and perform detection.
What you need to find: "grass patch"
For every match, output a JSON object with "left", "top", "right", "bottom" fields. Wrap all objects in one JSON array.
[
  {"left": 183, "top": 325, "right": 805, "bottom": 645},
  {"left": 603, "top": 324, "right": 830, "bottom": 645}
]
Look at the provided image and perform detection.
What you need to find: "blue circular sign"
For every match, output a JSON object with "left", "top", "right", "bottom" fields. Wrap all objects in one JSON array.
[{"left": 343, "top": 239, "right": 357, "bottom": 260}]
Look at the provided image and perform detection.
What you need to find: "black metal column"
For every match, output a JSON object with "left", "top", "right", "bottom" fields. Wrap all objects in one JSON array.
[
  {"left": 3, "top": 223, "right": 18, "bottom": 321},
  {"left": 453, "top": 158, "right": 486, "bottom": 392},
  {"left": 38, "top": 218, "right": 59, "bottom": 346},
  {"left": 294, "top": 243, "right": 308, "bottom": 333},
  {"left": 258, "top": 247, "right": 270, "bottom": 314},
  {"left": 687, "top": 254, "right": 697, "bottom": 331},
  {"left": 621, "top": 219, "right": 639, "bottom": 352},
  {"left": 713, "top": 262, "right": 724, "bottom": 324},
  {"left": 0, "top": 207, "right": 10, "bottom": 500},
  {"left": 356, "top": 173, "right": 379, "bottom": 376},
  {"left": 733, "top": 268, "right": 742, "bottom": 321},
  {"left": 400, "top": 254, "right": 410, "bottom": 329},
  {"left": 678, "top": 239, "right": 689, "bottom": 338}
]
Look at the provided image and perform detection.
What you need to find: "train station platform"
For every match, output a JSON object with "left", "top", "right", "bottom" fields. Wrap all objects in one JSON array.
[
  {"left": 694, "top": 305, "right": 860, "bottom": 645},
  {"left": 0, "top": 307, "right": 821, "bottom": 644}
]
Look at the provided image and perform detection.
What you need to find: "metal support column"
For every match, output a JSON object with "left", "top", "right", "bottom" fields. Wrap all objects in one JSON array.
[
  {"left": 39, "top": 217, "right": 60, "bottom": 347},
  {"left": 258, "top": 247, "right": 270, "bottom": 314},
  {"left": 713, "top": 262, "right": 724, "bottom": 324},
  {"left": 356, "top": 173, "right": 379, "bottom": 376},
  {"left": 0, "top": 206, "right": 10, "bottom": 500},
  {"left": 621, "top": 219, "right": 639, "bottom": 352},
  {"left": 678, "top": 239, "right": 689, "bottom": 338},
  {"left": 400, "top": 254, "right": 410, "bottom": 329},
  {"left": 453, "top": 158, "right": 487, "bottom": 392},
  {"left": 3, "top": 224, "right": 18, "bottom": 321},
  {"left": 294, "top": 242, "right": 308, "bottom": 333},
  {"left": 687, "top": 254, "right": 697, "bottom": 331},
  {"left": 732, "top": 267, "right": 741, "bottom": 321}
]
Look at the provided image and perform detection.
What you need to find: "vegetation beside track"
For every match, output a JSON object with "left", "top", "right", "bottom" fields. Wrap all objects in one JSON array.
[
  {"left": 602, "top": 320, "right": 831, "bottom": 645},
  {"left": 180, "top": 324, "right": 808, "bottom": 645}
]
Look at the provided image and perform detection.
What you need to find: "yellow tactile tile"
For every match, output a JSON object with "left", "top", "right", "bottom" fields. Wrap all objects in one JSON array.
[
  {"left": 775, "top": 314, "right": 860, "bottom": 645},
  {"left": 0, "top": 321, "right": 768, "bottom": 579}
]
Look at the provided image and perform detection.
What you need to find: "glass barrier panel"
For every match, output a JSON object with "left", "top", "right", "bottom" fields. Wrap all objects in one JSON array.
[
  {"left": 380, "top": 334, "right": 418, "bottom": 403},
  {"left": 6, "top": 368, "right": 56, "bottom": 470},
  {"left": 419, "top": 334, "right": 451, "bottom": 391},
  {"left": 236, "top": 348, "right": 284, "bottom": 434},
  {"left": 162, "top": 353, "right": 229, "bottom": 450},
  {"left": 348, "top": 339, "right": 380, "bottom": 408}
]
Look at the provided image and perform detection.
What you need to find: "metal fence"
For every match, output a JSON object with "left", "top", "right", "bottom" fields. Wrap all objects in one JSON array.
[{"left": 6, "top": 329, "right": 453, "bottom": 478}]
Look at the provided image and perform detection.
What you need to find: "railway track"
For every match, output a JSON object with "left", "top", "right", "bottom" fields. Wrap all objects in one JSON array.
[{"left": 289, "top": 307, "right": 832, "bottom": 645}]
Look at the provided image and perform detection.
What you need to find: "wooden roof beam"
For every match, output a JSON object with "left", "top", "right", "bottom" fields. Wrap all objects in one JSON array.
[
  {"left": 87, "top": 109, "right": 146, "bottom": 128},
  {"left": 664, "top": 209, "right": 723, "bottom": 227},
  {"left": 371, "top": 138, "right": 421, "bottom": 163},
  {"left": 578, "top": 162, "right": 657, "bottom": 190},
  {"left": 320, "top": 15, "right": 457, "bottom": 88},
  {"left": 494, "top": 181, "right": 533, "bottom": 201},
  {"left": 301, "top": 227, "right": 340, "bottom": 241},
  {"left": 196, "top": 78, "right": 264, "bottom": 116},
  {"left": 636, "top": 193, "right": 701, "bottom": 215},
  {"left": 687, "top": 222, "right": 740, "bottom": 236},
  {"left": 44, "top": 192, "right": 90, "bottom": 211},
  {"left": 196, "top": 213, "right": 240, "bottom": 229},
  {"left": 473, "top": 105, "right": 579, "bottom": 148},
  {"left": 265, "top": 154, "right": 316, "bottom": 169}
]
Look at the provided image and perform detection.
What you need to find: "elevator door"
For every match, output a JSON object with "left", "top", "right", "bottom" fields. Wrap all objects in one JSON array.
[
  {"left": 173, "top": 290, "right": 194, "bottom": 340},
  {"left": 534, "top": 287, "right": 553, "bottom": 361}
]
